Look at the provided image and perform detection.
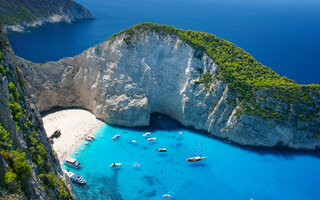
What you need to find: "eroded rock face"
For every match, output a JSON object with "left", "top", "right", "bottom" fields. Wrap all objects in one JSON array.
[
  {"left": 19, "top": 30, "right": 320, "bottom": 150},
  {"left": 0, "top": 25, "right": 75, "bottom": 200}
]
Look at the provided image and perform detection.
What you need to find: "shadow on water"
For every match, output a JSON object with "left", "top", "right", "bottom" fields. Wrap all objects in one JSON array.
[
  {"left": 143, "top": 113, "right": 320, "bottom": 159},
  {"left": 188, "top": 162, "right": 208, "bottom": 168}
]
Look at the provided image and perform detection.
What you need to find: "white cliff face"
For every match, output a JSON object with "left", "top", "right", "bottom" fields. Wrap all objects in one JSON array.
[{"left": 19, "top": 30, "right": 320, "bottom": 150}]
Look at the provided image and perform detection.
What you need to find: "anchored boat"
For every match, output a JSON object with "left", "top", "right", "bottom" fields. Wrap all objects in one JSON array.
[
  {"left": 64, "top": 157, "right": 82, "bottom": 169},
  {"left": 185, "top": 142, "right": 207, "bottom": 162},
  {"left": 112, "top": 134, "right": 120, "bottom": 139},
  {"left": 157, "top": 148, "right": 167, "bottom": 152},
  {"left": 147, "top": 137, "right": 156, "bottom": 141},
  {"left": 65, "top": 170, "right": 87, "bottom": 185},
  {"left": 110, "top": 162, "right": 122, "bottom": 168}
]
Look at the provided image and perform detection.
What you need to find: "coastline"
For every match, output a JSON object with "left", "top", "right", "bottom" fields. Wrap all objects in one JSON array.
[{"left": 42, "top": 109, "right": 104, "bottom": 162}]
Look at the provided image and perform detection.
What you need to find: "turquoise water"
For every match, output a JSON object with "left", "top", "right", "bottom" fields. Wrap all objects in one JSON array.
[{"left": 63, "top": 114, "right": 320, "bottom": 200}]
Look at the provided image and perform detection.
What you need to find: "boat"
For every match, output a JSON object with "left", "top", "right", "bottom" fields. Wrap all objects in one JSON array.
[
  {"left": 185, "top": 142, "right": 207, "bottom": 162},
  {"left": 162, "top": 194, "right": 171, "bottom": 197},
  {"left": 131, "top": 140, "right": 137, "bottom": 143},
  {"left": 85, "top": 136, "right": 92, "bottom": 141},
  {"left": 84, "top": 141, "right": 90, "bottom": 145},
  {"left": 157, "top": 148, "right": 167, "bottom": 152},
  {"left": 89, "top": 135, "right": 96, "bottom": 140},
  {"left": 112, "top": 134, "right": 120, "bottom": 139},
  {"left": 64, "top": 157, "right": 82, "bottom": 169},
  {"left": 110, "top": 162, "right": 122, "bottom": 168},
  {"left": 65, "top": 170, "right": 87, "bottom": 184},
  {"left": 143, "top": 132, "right": 151, "bottom": 137},
  {"left": 147, "top": 137, "right": 157, "bottom": 141},
  {"left": 50, "top": 129, "right": 61, "bottom": 139},
  {"left": 179, "top": 132, "right": 183, "bottom": 135}
]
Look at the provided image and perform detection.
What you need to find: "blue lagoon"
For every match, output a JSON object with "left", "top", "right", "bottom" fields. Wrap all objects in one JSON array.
[{"left": 63, "top": 114, "right": 320, "bottom": 200}]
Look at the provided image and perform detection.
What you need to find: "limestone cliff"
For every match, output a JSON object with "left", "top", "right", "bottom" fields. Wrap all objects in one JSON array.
[
  {"left": 0, "top": 25, "right": 74, "bottom": 199},
  {"left": 19, "top": 23, "right": 320, "bottom": 150},
  {"left": 0, "top": 0, "right": 95, "bottom": 33}
]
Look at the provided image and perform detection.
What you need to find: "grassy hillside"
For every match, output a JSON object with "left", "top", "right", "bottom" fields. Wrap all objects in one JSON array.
[{"left": 107, "top": 23, "right": 320, "bottom": 124}]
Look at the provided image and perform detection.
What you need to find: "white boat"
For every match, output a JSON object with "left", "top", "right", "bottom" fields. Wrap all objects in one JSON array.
[
  {"left": 64, "top": 157, "right": 82, "bottom": 169},
  {"left": 85, "top": 136, "right": 92, "bottom": 141},
  {"left": 85, "top": 141, "right": 90, "bottom": 145},
  {"left": 110, "top": 162, "right": 122, "bottom": 168},
  {"left": 143, "top": 132, "right": 151, "bottom": 137},
  {"left": 89, "top": 135, "right": 96, "bottom": 140},
  {"left": 112, "top": 134, "right": 120, "bottom": 139},
  {"left": 131, "top": 140, "right": 137, "bottom": 143},
  {"left": 162, "top": 194, "right": 171, "bottom": 197},
  {"left": 147, "top": 137, "right": 157, "bottom": 141},
  {"left": 185, "top": 142, "right": 207, "bottom": 162},
  {"left": 179, "top": 132, "right": 183, "bottom": 135},
  {"left": 157, "top": 148, "right": 167, "bottom": 152},
  {"left": 64, "top": 170, "right": 87, "bottom": 184}
]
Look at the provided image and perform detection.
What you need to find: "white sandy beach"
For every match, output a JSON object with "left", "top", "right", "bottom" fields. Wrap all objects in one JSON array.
[{"left": 42, "top": 109, "right": 104, "bottom": 162}]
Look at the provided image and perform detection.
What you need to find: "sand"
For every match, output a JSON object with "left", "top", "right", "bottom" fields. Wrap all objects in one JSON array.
[{"left": 42, "top": 109, "right": 104, "bottom": 162}]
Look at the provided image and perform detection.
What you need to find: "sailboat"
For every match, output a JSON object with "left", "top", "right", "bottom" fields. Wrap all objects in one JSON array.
[{"left": 185, "top": 142, "right": 207, "bottom": 162}]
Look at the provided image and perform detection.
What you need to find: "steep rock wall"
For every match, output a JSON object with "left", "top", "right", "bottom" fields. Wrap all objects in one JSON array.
[
  {"left": 19, "top": 29, "right": 320, "bottom": 150},
  {"left": 0, "top": 25, "right": 74, "bottom": 199}
]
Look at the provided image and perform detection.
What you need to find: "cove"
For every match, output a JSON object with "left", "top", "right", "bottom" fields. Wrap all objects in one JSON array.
[{"left": 63, "top": 114, "right": 320, "bottom": 200}]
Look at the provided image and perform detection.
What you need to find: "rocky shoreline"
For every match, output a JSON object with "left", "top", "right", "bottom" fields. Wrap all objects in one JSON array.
[{"left": 2, "top": 0, "right": 95, "bottom": 33}]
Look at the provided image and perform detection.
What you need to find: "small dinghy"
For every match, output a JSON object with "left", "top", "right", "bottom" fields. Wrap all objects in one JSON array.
[
  {"left": 84, "top": 141, "right": 90, "bottom": 145},
  {"left": 64, "top": 157, "right": 82, "bottom": 169},
  {"left": 143, "top": 132, "right": 151, "bottom": 137},
  {"left": 157, "top": 148, "right": 167, "bottom": 152},
  {"left": 89, "top": 135, "right": 96, "bottom": 140},
  {"left": 85, "top": 136, "right": 92, "bottom": 141},
  {"left": 179, "top": 132, "right": 183, "bottom": 135},
  {"left": 65, "top": 170, "right": 87, "bottom": 185},
  {"left": 147, "top": 137, "right": 157, "bottom": 141},
  {"left": 112, "top": 134, "right": 120, "bottom": 140},
  {"left": 131, "top": 140, "right": 137, "bottom": 143},
  {"left": 162, "top": 194, "right": 171, "bottom": 198},
  {"left": 110, "top": 162, "right": 122, "bottom": 168}
]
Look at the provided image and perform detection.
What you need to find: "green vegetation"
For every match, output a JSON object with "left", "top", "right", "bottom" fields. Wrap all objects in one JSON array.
[
  {"left": 0, "top": 0, "right": 37, "bottom": 25},
  {"left": 0, "top": 64, "right": 5, "bottom": 76},
  {"left": 107, "top": 23, "right": 320, "bottom": 123},
  {"left": 0, "top": 78, "right": 72, "bottom": 199},
  {"left": 0, "top": 124, "right": 12, "bottom": 149}
]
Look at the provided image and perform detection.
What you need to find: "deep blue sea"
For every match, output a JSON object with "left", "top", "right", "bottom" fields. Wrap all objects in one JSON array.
[
  {"left": 7, "top": 0, "right": 320, "bottom": 84},
  {"left": 63, "top": 114, "right": 320, "bottom": 200}
]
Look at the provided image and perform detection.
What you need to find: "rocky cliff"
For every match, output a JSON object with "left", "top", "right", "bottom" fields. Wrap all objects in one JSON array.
[
  {"left": 19, "top": 23, "right": 320, "bottom": 150},
  {"left": 0, "top": 0, "right": 95, "bottom": 33},
  {"left": 0, "top": 25, "right": 74, "bottom": 199}
]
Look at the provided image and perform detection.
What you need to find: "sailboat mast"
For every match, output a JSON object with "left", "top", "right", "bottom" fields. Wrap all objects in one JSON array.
[
  {"left": 194, "top": 142, "right": 197, "bottom": 157},
  {"left": 200, "top": 143, "right": 203, "bottom": 157}
]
